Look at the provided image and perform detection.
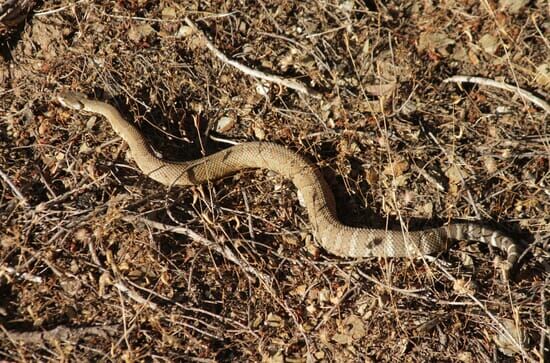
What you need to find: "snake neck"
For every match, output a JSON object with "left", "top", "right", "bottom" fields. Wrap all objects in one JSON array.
[{"left": 84, "top": 100, "right": 149, "bottom": 151}]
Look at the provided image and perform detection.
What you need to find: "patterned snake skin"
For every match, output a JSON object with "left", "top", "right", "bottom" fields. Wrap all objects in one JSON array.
[{"left": 57, "top": 91, "right": 519, "bottom": 271}]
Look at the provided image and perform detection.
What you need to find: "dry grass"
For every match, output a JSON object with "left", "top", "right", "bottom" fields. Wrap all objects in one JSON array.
[{"left": 0, "top": 0, "right": 548, "bottom": 361}]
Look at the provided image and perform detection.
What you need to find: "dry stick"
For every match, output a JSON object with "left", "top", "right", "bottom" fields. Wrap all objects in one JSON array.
[
  {"left": 426, "top": 131, "right": 514, "bottom": 275},
  {"left": 1, "top": 324, "right": 120, "bottom": 344},
  {"left": 411, "top": 164, "right": 445, "bottom": 192},
  {"left": 122, "top": 215, "right": 272, "bottom": 284},
  {"left": 241, "top": 190, "right": 255, "bottom": 240},
  {"left": 0, "top": 168, "right": 28, "bottom": 206},
  {"left": 101, "top": 247, "right": 225, "bottom": 341},
  {"left": 123, "top": 278, "right": 257, "bottom": 338},
  {"left": 87, "top": 238, "right": 162, "bottom": 311},
  {"left": 431, "top": 259, "right": 533, "bottom": 361},
  {"left": 34, "top": 0, "right": 87, "bottom": 16},
  {"left": 353, "top": 269, "right": 480, "bottom": 306},
  {"left": 113, "top": 281, "right": 160, "bottom": 310},
  {"left": 540, "top": 275, "right": 548, "bottom": 360},
  {"left": 183, "top": 17, "right": 321, "bottom": 99},
  {"left": 0, "top": 265, "right": 43, "bottom": 284},
  {"left": 113, "top": 279, "right": 223, "bottom": 340},
  {"left": 115, "top": 277, "right": 135, "bottom": 353},
  {"left": 123, "top": 215, "right": 312, "bottom": 350},
  {"left": 443, "top": 76, "right": 550, "bottom": 113}
]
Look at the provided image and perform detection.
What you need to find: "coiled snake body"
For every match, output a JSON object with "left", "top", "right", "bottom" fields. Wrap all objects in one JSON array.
[{"left": 57, "top": 92, "right": 519, "bottom": 271}]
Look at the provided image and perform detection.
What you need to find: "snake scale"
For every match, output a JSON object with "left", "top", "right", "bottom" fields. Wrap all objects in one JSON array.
[{"left": 57, "top": 91, "right": 519, "bottom": 271}]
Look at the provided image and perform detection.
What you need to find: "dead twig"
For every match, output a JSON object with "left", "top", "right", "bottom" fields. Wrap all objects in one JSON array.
[
  {"left": 431, "top": 259, "right": 532, "bottom": 361},
  {"left": 0, "top": 168, "right": 28, "bottom": 206},
  {"left": 121, "top": 215, "right": 272, "bottom": 284},
  {"left": 1, "top": 324, "right": 119, "bottom": 344},
  {"left": 242, "top": 190, "right": 255, "bottom": 240},
  {"left": 112, "top": 281, "right": 160, "bottom": 311},
  {"left": 0, "top": 265, "right": 43, "bottom": 284},
  {"left": 110, "top": 274, "right": 224, "bottom": 340},
  {"left": 121, "top": 215, "right": 312, "bottom": 352},
  {"left": 34, "top": 0, "right": 87, "bottom": 17},
  {"left": 443, "top": 75, "right": 550, "bottom": 113},
  {"left": 183, "top": 17, "right": 321, "bottom": 99}
]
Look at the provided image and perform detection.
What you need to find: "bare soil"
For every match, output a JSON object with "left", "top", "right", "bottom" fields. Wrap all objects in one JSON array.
[{"left": 0, "top": 1, "right": 548, "bottom": 362}]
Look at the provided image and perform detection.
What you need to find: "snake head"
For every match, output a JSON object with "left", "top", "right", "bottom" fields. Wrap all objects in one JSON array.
[{"left": 57, "top": 91, "right": 88, "bottom": 110}]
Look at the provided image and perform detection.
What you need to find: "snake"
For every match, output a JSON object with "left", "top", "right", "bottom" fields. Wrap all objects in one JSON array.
[{"left": 57, "top": 91, "right": 519, "bottom": 271}]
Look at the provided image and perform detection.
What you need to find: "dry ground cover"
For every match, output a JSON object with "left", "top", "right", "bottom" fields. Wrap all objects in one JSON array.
[{"left": 0, "top": 0, "right": 548, "bottom": 361}]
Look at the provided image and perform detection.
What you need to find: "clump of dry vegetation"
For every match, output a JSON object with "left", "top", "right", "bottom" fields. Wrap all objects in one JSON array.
[{"left": 0, "top": 0, "right": 548, "bottom": 361}]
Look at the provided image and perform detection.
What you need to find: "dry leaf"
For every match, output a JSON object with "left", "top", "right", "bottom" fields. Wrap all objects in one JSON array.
[
  {"left": 418, "top": 32, "right": 455, "bottom": 51},
  {"left": 534, "top": 63, "right": 550, "bottom": 87},
  {"left": 31, "top": 21, "right": 62, "bottom": 52},
  {"left": 483, "top": 156, "right": 498, "bottom": 174},
  {"left": 383, "top": 158, "right": 409, "bottom": 177},
  {"left": 339, "top": 0, "right": 355, "bottom": 12},
  {"left": 479, "top": 34, "right": 499, "bottom": 54},
  {"left": 98, "top": 271, "right": 112, "bottom": 297},
  {"left": 161, "top": 6, "right": 177, "bottom": 18},
  {"left": 499, "top": 0, "right": 529, "bottom": 14},
  {"left": 262, "top": 350, "right": 284, "bottom": 363},
  {"left": 467, "top": 48, "right": 480, "bottom": 65},
  {"left": 421, "top": 201, "right": 433, "bottom": 216},
  {"left": 364, "top": 82, "right": 397, "bottom": 97},
  {"left": 493, "top": 319, "right": 524, "bottom": 356},
  {"left": 60, "top": 277, "right": 82, "bottom": 296},
  {"left": 306, "top": 304, "right": 317, "bottom": 315},
  {"left": 128, "top": 24, "right": 155, "bottom": 43},
  {"left": 453, "top": 278, "right": 477, "bottom": 295},
  {"left": 452, "top": 44, "right": 468, "bottom": 62},
  {"left": 445, "top": 164, "right": 466, "bottom": 183},
  {"left": 457, "top": 351, "right": 474, "bottom": 363},
  {"left": 458, "top": 251, "right": 474, "bottom": 268},
  {"left": 318, "top": 288, "right": 331, "bottom": 304},
  {"left": 365, "top": 168, "right": 379, "bottom": 185},
  {"left": 175, "top": 25, "right": 194, "bottom": 38},
  {"left": 255, "top": 83, "right": 270, "bottom": 96},
  {"left": 332, "top": 315, "right": 366, "bottom": 345},
  {"left": 264, "top": 313, "right": 284, "bottom": 328},
  {"left": 215, "top": 116, "right": 235, "bottom": 133},
  {"left": 253, "top": 125, "right": 266, "bottom": 140}
]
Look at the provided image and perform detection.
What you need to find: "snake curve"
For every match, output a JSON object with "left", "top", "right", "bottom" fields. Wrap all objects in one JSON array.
[{"left": 57, "top": 91, "right": 519, "bottom": 272}]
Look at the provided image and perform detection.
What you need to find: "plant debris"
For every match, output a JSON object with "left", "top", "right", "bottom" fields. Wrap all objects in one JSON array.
[{"left": 0, "top": 1, "right": 548, "bottom": 361}]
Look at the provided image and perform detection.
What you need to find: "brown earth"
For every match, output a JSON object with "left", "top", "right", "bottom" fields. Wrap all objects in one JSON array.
[{"left": 0, "top": 0, "right": 548, "bottom": 362}]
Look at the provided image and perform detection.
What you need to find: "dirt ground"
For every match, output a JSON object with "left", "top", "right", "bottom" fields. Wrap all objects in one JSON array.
[{"left": 0, "top": 0, "right": 548, "bottom": 361}]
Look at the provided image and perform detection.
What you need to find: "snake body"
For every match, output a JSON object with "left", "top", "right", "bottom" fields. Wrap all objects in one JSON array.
[{"left": 57, "top": 91, "right": 519, "bottom": 269}]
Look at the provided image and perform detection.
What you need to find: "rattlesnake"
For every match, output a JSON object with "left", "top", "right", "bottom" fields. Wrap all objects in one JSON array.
[{"left": 57, "top": 91, "right": 519, "bottom": 272}]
